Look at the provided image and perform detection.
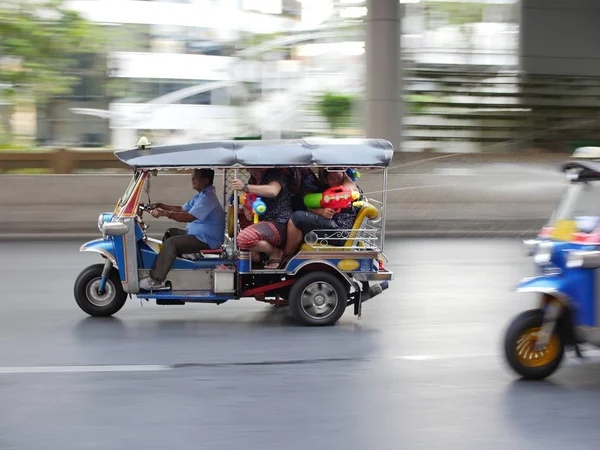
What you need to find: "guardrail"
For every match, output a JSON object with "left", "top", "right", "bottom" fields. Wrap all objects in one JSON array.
[{"left": 0, "top": 149, "right": 127, "bottom": 174}]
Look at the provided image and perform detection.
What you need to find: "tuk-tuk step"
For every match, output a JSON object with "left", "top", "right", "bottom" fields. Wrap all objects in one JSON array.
[{"left": 138, "top": 291, "right": 233, "bottom": 302}]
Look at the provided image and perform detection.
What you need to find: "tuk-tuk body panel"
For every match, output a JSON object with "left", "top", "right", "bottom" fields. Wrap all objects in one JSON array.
[
  {"left": 80, "top": 238, "right": 117, "bottom": 267},
  {"left": 111, "top": 231, "right": 131, "bottom": 284},
  {"left": 137, "top": 241, "right": 230, "bottom": 270},
  {"left": 236, "top": 251, "right": 250, "bottom": 273},
  {"left": 285, "top": 252, "right": 378, "bottom": 274},
  {"left": 235, "top": 249, "right": 382, "bottom": 278},
  {"left": 517, "top": 268, "right": 596, "bottom": 327}
]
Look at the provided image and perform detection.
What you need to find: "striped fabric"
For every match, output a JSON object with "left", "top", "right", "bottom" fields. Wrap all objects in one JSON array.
[{"left": 237, "top": 222, "right": 282, "bottom": 250}]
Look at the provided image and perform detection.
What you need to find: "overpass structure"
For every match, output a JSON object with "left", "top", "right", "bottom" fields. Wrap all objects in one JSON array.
[{"left": 366, "top": 0, "right": 600, "bottom": 153}]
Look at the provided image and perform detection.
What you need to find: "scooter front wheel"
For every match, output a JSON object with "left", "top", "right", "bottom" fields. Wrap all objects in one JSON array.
[
  {"left": 504, "top": 309, "right": 564, "bottom": 380},
  {"left": 74, "top": 263, "right": 127, "bottom": 317}
]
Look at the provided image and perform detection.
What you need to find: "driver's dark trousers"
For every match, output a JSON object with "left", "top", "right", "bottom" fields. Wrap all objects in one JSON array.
[{"left": 150, "top": 228, "right": 210, "bottom": 282}]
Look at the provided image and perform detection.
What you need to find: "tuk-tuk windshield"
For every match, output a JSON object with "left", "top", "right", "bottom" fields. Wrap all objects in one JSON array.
[
  {"left": 549, "top": 180, "right": 600, "bottom": 233},
  {"left": 118, "top": 171, "right": 143, "bottom": 208}
]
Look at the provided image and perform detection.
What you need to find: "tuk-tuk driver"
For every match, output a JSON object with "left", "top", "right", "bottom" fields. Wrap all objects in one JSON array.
[{"left": 139, "top": 168, "right": 225, "bottom": 290}]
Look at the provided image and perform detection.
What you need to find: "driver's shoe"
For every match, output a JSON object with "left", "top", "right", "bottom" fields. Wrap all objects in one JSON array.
[{"left": 140, "top": 276, "right": 166, "bottom": 291}]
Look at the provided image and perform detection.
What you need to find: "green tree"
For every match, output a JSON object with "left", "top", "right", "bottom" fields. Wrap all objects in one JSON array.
[
  {"left": 317, "top": 92, "right": 354, "bottom": 133},
  {"left": 0, "top": 0, "right": 106, "bottom": 142}
]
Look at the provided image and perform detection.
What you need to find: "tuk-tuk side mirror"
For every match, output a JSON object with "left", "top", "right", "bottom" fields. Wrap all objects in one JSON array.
[{"left": 567, "top": 250, "right": 600, "bottom": 269}]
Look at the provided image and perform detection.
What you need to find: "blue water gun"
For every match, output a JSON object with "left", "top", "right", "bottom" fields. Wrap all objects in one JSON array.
[
  {"left": 241, "top": 193, "right": 266, "bottom": 223},
  {"left": 346, "top": 168, "right": 361, "bottom": 181},
  {"left": 229, "top": 193, "right": 267, "bottom": 223}
]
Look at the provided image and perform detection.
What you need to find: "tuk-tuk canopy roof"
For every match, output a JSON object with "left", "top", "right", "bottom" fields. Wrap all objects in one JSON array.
[{"left": 114, "top": 138, "right": 394, "bottom": 169}]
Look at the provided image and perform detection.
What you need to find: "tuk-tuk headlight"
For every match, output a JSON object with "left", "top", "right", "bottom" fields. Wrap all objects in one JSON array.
[
  {"left": 98, "top": 214, "right": 105, "bottom": 232},
  {"left": 533, "top": 241, "right": 553, "bottom": 265},
  {"left": 102, "top": 221, "right": 129, "bottom": 236}
]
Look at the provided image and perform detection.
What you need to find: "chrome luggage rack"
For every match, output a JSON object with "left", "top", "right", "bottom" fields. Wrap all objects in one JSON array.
[
  {"left": 303, "top": 197, "right": 385, "bottom": 252},
  {"left": 304, "top": 224, "right": 382, "bottom": 252}
]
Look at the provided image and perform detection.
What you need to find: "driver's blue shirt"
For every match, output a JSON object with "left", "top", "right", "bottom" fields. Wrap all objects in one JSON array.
[{"left": 182, "top": 185, "right": 225, "bottom": 249}]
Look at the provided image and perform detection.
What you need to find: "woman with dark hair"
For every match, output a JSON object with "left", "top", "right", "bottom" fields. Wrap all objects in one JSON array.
[
  {"left": 231, "top": 168, "right": 292, "bottom": 269},
  {"left": 283, "top": 167, "right": 362, "bottom": 258},
  {"left": 288, "top": 167, "right": 321, "bottom": 211}
]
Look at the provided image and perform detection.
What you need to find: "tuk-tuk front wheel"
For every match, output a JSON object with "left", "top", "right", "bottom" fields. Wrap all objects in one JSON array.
[
  {"left": 504, "top": 309, "right": 565, "bottom": 380},
  {"left": 74, "top": 263, "right": 127, "bottom": 317},
  {"left": 288, "top": 272, "right": 348, "bottom": 326}
]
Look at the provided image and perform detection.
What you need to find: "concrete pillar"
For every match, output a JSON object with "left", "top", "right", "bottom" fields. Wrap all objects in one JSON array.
[
  {"left": 520, "top": 0, "right": 600, "bottom": 76},
  {"left": 365, "top": 0, "right": 402, "bottom": 151},
  {"left": 519, "top": 0, "right": 600, "bottom": 151}
]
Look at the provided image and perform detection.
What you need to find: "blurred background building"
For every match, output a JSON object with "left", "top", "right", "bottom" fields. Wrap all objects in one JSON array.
[{"left": 9, "top": 0, "right": 600, "bottom": 154}]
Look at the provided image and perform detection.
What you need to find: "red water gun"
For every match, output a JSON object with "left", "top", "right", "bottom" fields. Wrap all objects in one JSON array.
[{"left": 303, "top": 186, "right": 362, "bottom": 213}]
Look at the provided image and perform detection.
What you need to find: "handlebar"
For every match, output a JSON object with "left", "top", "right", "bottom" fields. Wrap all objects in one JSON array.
[{"left": 136, "top": 204, "right": 152, "bottom": 232}]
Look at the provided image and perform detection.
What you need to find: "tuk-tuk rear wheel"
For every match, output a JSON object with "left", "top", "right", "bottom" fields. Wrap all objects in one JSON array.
[
  {"left": 74, "top": 263, "right": 127, "bottom": 317},
  {"left": 504, "top": 309, "right": 565, "bottom": 380},
  {"left": 288, "top": 272, "right": 348, "bottom": 326}
]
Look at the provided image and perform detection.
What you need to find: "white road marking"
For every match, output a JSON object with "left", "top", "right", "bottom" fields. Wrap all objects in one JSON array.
[
  {"left": 394, "top": 349, "right": 600, "bottom": 366},
  {"left": 0, "top": 365, "right": 170, "bottom": 374}
]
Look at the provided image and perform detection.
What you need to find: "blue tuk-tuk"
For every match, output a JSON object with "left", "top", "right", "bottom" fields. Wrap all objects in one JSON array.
[
  {"left": 504, "top": 147, "right": 600, "bottom": 378},
  {"left": 75, "top": 138, "right": 393, "bottom": 326}
]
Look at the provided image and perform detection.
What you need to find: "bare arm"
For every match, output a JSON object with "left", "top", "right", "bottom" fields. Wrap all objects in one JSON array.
[
  {"left": 231, "top": 179, "right": 281, "bottom": 198},
  {"left": 309, "top": 208, "right": 335, "bottom": 219},
  {"left": 151, "top": 209, "right": 196, "bottom": 222},
  {"left": 151, "top": 202, "right": 183, "bottom": 213},
  {"left": 246, "top": 181, "right": 281, "bottom": 198}
]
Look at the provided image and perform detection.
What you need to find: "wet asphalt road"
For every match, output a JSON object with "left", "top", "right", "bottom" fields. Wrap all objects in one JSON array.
[{"left": 2, "top": 238, "right": 600, "bottom": 449}]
